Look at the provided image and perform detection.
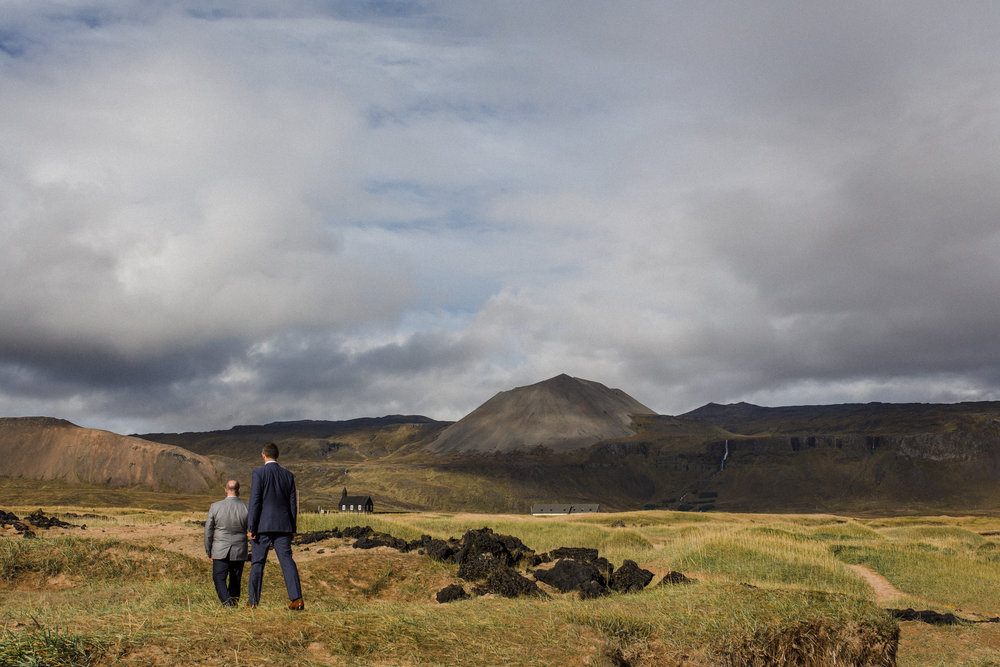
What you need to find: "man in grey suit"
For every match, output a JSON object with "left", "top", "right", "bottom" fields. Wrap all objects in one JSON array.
[
  {"left": 204, "top": 479, "right": 249, "bottom": 607},
  {"left": 247, "top": 442, "right": 304, "bottom": 610}
]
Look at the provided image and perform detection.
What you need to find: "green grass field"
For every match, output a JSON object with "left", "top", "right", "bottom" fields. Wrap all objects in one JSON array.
[{"left": 2, "top": 508, "right": 1000, "bottom": 665}]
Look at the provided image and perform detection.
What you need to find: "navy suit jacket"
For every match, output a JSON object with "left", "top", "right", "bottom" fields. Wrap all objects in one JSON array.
[{"left": 248, "top": 461, "right": 297, "bottom": 535}]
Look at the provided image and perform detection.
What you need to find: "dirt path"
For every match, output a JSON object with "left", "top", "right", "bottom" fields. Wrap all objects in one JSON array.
[{"left": 846, "top": 563, "right": 907, "bottom": 603}]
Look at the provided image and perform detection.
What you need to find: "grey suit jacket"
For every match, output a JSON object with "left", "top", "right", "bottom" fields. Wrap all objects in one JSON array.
[{"left": 205, "top": 496, "right": 249, "bottom": 560}]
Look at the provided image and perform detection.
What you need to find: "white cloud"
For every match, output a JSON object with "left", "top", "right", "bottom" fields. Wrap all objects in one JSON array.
[{"left": 2, "top": 2, "right": 1000, "bottom": 432}]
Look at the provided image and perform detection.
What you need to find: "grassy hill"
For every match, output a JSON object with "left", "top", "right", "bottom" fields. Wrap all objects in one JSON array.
[
  {"left": 125, "top": 400, "right": 1000, "bottom": 516},
  {"left": 0, "top": 417, "right": 218, "bottom": 494}
]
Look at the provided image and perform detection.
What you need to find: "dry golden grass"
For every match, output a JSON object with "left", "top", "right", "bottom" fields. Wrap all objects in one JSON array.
[{"left": 5, "top": 507, "right": 1000, "bottom": 665}]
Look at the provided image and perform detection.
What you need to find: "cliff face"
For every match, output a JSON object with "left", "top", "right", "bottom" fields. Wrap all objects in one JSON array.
[
  {"left": 0, "top": 417, "right": 217, "bottom": 493},
  {"left": 703, "top": 430, "right": 998, "bottom": 463}
]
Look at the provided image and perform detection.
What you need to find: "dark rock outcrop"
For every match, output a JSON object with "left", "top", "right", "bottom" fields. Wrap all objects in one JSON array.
[
  {"left": 26, "top": 509, "right": 76, "bottom": 529},
  {"left": 453, "top": 527, "right": 536, "bottom": 568},
  {"left": 436, "top": 584, "right": 470, "bottom": 603},
  {"left": 549, "top": 547, "right": 599, "bottom": 561},
  {"left": 658, "top": 571, "right": 697, "bottom": 585},
  {"left": 295, "top": 528, "right": 344, "bottom": 545},
  {"left": 330, "top": 523, "right": 656, "bottom": 601},
  {"left": 353, "top": 532, "right": 412, "bottom": 552},
  {"left": 2, "top": 509, "right": 78, "bottom": 537},
  {"left": 474, "top": 566, "right": 543, "bottom": 598},
  {"left": 579, "top": 580, "right": 609, "bottom": 600},
  {"left": 342, "top": 525, "right": 375, "bottom": 540},
  {"left": 458, "top": 553, "right": 506, "bottom": 582},
  {"left": 419, "top": 535, "right": 459, "bottom": 562},
  {"left": 608, "top": 559, "right": 654, "bottom": 593},
  {"left": 534, "top": 558, "right": 609, "bottom": 596}
]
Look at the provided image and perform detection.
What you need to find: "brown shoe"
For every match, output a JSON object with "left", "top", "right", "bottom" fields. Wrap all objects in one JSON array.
[
  {"left": 288, "top": 599, "right": 304, "bottom": 611},
  {"left": 246, "top": 602, "right": 257, "bottom": 609}
]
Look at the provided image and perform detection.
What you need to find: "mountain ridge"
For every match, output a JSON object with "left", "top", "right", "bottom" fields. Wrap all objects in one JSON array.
[{"left": 6, "top": 377, "right": 1000, "bottom": 514}]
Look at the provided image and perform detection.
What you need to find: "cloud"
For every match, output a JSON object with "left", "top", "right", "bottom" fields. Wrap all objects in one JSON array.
[{"left": 2, "top": 2, "right": 1000, "bottom": 433}]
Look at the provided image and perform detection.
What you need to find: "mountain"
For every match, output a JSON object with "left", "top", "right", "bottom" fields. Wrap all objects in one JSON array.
[
  {"left": 0, "top": 417, "right": 218, "bottom": 493},
  {"left": 9, "top": 382, "right": 1000, "bottom": 515},
  {"left": 427, "top": 374, "right": 658, "bottom": 454}
]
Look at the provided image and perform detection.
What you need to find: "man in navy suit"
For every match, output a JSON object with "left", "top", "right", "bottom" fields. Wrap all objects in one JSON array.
[{"left": 246, "top": 442, "right": 304, "bottom": 610}]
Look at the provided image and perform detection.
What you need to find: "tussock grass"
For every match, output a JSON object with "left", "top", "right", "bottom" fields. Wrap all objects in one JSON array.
[
  {"left": 807, "top": 520, "right": 885, "bottom": 541},
  {"left": 833, "top": 543, "right": 1000, "bottom": 615},
  {"left": 599, "top": 529, "right": 654, "bottom": 564},
  {"left": 0, "top": 536, "right": 202, "bottom": 586},
  {"left": 25, "top": 507, "right": 1000, "bottom": 665},
  {"left": 878, "top": 525, "right": 988, "bottom": 552},
  {"left": 0, "top": 624, "right": 110, "bottom": 666},
  {"left": 670, "top": 530, "right": 872, "bottom": 598},
  {"left": 5, "top": 505, "right": 200, "bottom": 527}
]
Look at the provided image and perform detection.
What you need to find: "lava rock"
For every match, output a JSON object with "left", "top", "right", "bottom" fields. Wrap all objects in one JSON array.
[
  {"left": 658, "top": 571, "right": 696, "bottom": 585},
  {"left": 12, "top": 521, "right": 35, "bottom": 538},
  {"left": 534, "top": 558, "right": 609, "bottom": 594},
  {"left": 24, "top": 510, "right": 75, "bottom": 529},
  {"left": 578, "top": 580, "right": 611, "bottom": 600},
  {"left": 421, "top": 536, "right": 457, "bottom": 562},
  {"left": 474, "top": 566, "right": 543, "bottom": 598},
  {"left": 354, "top": 533, "right": 412, "bottom": 552},
  {"left": 458, "top": 553, "right": 505, "bottom": 582},
  {"left": 608, "top": 559, "right": 654, "bottom": 593},
  {"left": 435, "top": 584, "right": 470, "bottom": 603},
  {"left": 549, "top": 547, "right": 599, "bottom": 562},
  {"left": 295, "top": 528, "right": 343, "bottom": 545},
  {"left": 341, "top": 525, "right": 374, "bottom": 539},
  {"left": 453, "top": 527, "right": 536, "bottom": 568}
]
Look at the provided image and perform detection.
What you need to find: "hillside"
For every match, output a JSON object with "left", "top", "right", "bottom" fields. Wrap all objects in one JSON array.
[
  {"left": 682, "top": 400, "right": 1000, "bottom": 435},
  {"left": 428, "top": 374, "right": 657, "bottom": 454},
  {"left": 8, "top": 382, "right": 1000, "bottom": 515},
  {"left": 672, "top": 401, "right": 1000, "bottom": 514},
  {"left": 139, "top": 415, "right": 446, "bottom": 462},
  {"left": 0, "top": 417, "right": 217, "bottom": 493}
]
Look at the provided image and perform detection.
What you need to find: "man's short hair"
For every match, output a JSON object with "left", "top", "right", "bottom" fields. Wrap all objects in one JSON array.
[
  {"left": 262, "top": 442, "right": 280, "bottom": 459},
  {"left": 225, "top": 479, "right": 240, "bottom": 493}
]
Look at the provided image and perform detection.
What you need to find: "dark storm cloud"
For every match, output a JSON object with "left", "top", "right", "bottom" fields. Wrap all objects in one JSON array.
[{"left": 2, "top": 1, "right": 1000, "bottom": 432}]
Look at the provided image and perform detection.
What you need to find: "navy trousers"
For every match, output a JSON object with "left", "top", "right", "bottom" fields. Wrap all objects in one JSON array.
[
  {"left": 247, "top": 532, "right": 302, "bottom": 605},
  {"left": 212, "top": 558, "right": 244, "bottom": 605}
]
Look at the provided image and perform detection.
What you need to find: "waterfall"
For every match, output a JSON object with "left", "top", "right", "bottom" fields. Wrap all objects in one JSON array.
[{"left": 719, "top": 439, "right": 729, "bottom": 472}]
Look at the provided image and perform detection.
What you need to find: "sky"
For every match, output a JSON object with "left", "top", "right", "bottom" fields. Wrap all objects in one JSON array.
[{"left": 3, "top": 1, "right": 1000, "bottom": 434}]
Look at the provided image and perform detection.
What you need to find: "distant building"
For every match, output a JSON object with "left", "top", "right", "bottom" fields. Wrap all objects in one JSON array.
[
  {"left": 530, "top": 503, "right": 600, "bottom": 516},
  {"left": 339, "top": 488, "right": 374, "bottom": 513}
]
